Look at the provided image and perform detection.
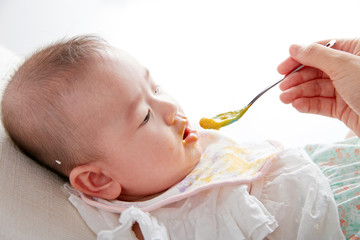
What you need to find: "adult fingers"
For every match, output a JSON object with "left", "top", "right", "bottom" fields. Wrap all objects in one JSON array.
[
  {"left": 277, "top": 56, "right": 299, "bottom": 75},
  {"left": 280, "top": 79, "right": 335, "bottom": 104},
  {"left": 291, "top": 97, "right": 336, "bottom": 118},
  {"left": 288, "top": 42, "right": 355, "bottom": 76},
  {"left": 277, "top": 40, "right": 334, "bottom": 75},
  {"left": 279, "top": 67, "right": 324, "bottom": 91}
]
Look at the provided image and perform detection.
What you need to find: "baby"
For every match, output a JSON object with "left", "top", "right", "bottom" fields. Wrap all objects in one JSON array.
[
  {"left": 1, "top": 35, "right": 352, "bottom": 239},
  {"left": 2, "top": 36, "right": 202, "bottom": 201}
]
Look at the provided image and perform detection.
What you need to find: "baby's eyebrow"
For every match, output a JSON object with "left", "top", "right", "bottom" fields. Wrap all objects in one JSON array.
[{"left": 144, "top": 68, "right": 150, "bottom": 80}]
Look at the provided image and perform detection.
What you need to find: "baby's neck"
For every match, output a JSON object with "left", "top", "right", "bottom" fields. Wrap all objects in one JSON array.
[{"left": 117, "top": 190, "right": 165, "bottom": 202}]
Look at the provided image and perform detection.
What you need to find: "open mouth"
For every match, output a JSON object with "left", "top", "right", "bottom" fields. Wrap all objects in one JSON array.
[
  {"left": 183, "top": 127, "right": 190, "bottom": 140},
  {"left": 176, "top": 114, "right": 199, "bottom": 144},
  {"left": 182, "top": 124, "right": 199, "bottom": 144}
]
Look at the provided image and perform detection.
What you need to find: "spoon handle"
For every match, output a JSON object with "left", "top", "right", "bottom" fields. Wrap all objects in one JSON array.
[{"left": 247, "top": 39, "right": 336, "bottom": 107}]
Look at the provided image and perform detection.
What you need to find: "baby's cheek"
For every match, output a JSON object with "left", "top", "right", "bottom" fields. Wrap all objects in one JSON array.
[{"left": 166, "top": 138, "right": 178, "bottom": 153}]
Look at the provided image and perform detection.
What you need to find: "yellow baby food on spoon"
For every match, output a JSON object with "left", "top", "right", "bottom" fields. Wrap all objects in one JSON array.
[
  {"left": 200, "top": 40, "right": 336, "bottom": 130},
  {"left": 200, "top": 105, "right": 251, "bottom": 130}
]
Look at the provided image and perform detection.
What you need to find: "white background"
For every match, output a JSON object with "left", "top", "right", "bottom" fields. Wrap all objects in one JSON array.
[{"left": 1, "top": 0, "right": 359, "bottom": 147}]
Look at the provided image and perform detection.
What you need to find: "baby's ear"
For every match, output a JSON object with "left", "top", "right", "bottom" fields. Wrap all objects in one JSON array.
[{"left": 69, "top": 164, "right": 121, "bottom": 200}]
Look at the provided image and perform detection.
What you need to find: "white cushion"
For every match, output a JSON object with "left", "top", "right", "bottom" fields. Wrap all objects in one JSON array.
[{"left": 0, "top": 46, "right": 95, "bottom": 239}]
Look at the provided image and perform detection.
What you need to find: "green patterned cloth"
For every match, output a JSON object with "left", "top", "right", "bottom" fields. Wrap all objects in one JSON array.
[{"left": 305, "top": 137, "right": 360, "bottom": 240}]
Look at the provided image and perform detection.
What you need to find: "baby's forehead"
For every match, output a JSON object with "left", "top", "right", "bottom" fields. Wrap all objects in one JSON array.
[
  {"left": 81, "top": 48, "right": 148, "bottom": 89},
  {"left": 103, "top": 47, "right": 144, "bottom": 69},
  {"left": 104, "top": 49, "right": 147, "bottom": 77}
]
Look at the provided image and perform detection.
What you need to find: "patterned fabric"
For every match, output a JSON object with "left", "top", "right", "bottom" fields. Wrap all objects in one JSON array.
[{"left": 305, "top": 137, "right": 360, "bottom": 239}]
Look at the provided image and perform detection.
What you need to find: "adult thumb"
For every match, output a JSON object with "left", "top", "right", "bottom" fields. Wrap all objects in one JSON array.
[{"left": 289, "top": 42, "right": 352, "bottom": 75}]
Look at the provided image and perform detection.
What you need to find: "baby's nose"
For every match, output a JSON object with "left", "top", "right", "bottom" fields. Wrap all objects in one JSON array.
[{"left": 160, "top": 99, "right": 178, "bottom": 125}]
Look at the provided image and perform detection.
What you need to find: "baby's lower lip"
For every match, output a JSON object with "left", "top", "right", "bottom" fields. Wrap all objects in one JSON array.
[{"left": 183, "top": 127, "right": 199, "bottom": 144}]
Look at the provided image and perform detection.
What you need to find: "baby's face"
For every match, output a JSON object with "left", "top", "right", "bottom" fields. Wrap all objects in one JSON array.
[{"left": 78, "top": 48, "right": 201, "bottom": 198}]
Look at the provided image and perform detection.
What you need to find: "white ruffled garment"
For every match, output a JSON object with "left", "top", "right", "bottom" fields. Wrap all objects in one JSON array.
[{"left": 66, "top": 131, "right": 344, "bottom": 239}]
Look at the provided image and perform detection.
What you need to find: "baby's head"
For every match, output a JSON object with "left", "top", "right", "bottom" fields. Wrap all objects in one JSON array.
[{"left": 1, "top": 35, "right": 201, "bottom": 200}]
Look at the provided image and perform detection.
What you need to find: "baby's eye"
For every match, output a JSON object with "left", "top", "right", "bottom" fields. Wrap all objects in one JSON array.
[
  {"left": 141, "top": 109, "right": 151, "bottom": 126},
  {"left": 154, "top": 85, "right": 161, "bottom": 94}
]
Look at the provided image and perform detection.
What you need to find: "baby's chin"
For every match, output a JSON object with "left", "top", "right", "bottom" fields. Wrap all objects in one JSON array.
[{"left": 189, "top": 140, "right": 202, "bottom": 165}]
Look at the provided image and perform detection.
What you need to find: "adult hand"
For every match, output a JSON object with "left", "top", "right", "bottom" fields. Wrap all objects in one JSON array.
[{"left": 278, "top": 39, "right": 360, "bottom": 137}]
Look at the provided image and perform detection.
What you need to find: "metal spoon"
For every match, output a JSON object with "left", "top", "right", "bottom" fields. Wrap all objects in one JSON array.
[{"left": 199, "top": 40, "right": 337, "bottom": 130}]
